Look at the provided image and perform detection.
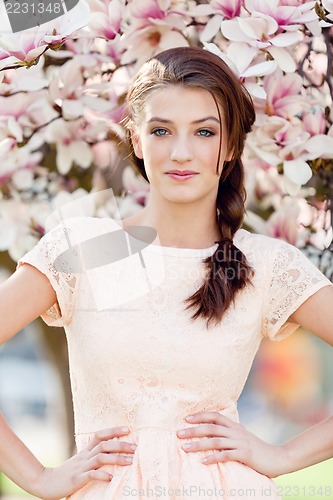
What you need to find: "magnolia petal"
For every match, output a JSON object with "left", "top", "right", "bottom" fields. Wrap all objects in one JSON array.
[
  {"left": 24, "top": 45, "right": 48, "bottom": 63},
  {"left": 62, "top": 99, "right": 84, "bottom": 120},
  {"left": 8, "top": 117, "right": 23, "bottom": 142},
  {"left": 221, "top": 20, "right": 249, "bottom": 42},
  {"left": 245, "top": 82, "right": 267, "bottom": 99},
  {"left": 270, "top": 31, "right": 301, "bottom": 47},
  {"left": 227, "top": 42, "right": 257, "bottom": 74},
  {"left": 242, "top": 59, "right": 277, "bottom": 77},
  {"left": 305, "top": 135, "right": 333, "bottom": 159},
  {"left": 306, "top": 19, "right": 321, "bottom": 37},
  {"left": 200, "top": 15, "right": 223, "bottom": 42},
  {"left": 244, "top": 210, "right": 268, "bottom": 234},
  {"left": 0, "top": 220, "right": 16, "bottom": 251},
  {"left": 57, "top": 144, "right": 73, "bottom": 175},
  {"left": 268, "top": 46, "right": 296, "bottom": 73},
  {"left": 82, "top": 95, "right": 114, "bottom": 112},
  {"left": 245, "top": 0, "right": 279, "bottom": 13},
  {"left": 70, "top": 141, "right": 93, "bottom": 169},
  {"left": 238, "top": 15, "right": 278, "bottom": 38},
  {"left": 283, "top": 159, "right": 312, "bottom": 185},
  {"left": 246, "top": 141, "right": 280, "bottom": 165},
  {"left": 282, "top": 176, "right": 301, "bottom": 196},
  {"left": 204, "top": 43, "right": 239, "bottom": 76},
  {"left": 16, "top": 75, "right": 48, "bottom": 92},
  {"left": 159, "top": 30, "right": 188, "bottom": 50}
]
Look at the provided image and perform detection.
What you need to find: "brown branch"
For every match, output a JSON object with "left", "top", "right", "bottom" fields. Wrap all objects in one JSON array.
[{"left": 322, "top": 27, "right": 333, "bottom": 97}]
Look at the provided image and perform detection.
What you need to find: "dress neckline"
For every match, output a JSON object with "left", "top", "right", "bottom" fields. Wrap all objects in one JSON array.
[{"left": 106, "top": 217, "right": 244, "bottom": 258}]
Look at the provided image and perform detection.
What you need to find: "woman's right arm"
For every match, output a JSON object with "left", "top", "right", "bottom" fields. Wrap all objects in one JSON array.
[
  {"left": 0, "top": 263, "right": 57, "bottom": 343},
  {"left": 0, "top": 264, "right": 136, "bottom": 499}
]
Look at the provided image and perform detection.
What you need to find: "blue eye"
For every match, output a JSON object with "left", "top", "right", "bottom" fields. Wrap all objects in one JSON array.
[
  {"left": 151, "top": 128, "right": 168, "bottom": 136},
  {"left": 197, "top": 129, "right": 214, "bottom": 137}
]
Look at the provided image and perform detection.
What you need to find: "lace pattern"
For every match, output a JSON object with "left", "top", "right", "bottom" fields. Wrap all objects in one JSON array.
[
  {"left": 16, "top": 218, "right": 80, "bottom": 327},
  {"left": 261, "top": 239, "right": 332, "bottom": 341}
]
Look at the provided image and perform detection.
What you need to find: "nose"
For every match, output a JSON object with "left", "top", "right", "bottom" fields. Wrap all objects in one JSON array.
[{"left": 170, "top": 136, "right": 194, "bottom": 163}]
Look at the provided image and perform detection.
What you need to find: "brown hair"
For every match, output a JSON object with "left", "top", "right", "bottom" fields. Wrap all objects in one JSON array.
[{"left": 125, "top": 46, "right": 255, "bottom": 328}]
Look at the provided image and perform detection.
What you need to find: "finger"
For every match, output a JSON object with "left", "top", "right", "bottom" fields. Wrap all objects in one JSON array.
[
  {"left": 88, "top": 453, "right": 134, "bottom": 469},
  {"left": 92, "top": 440, "right": 137, "bottom": 455},
  {"left": 177, "top": 423, "right": 232, "bottom": 439},
  {"left": 182, "top": 438, "right": 240, "bottom": 453},
  {"left": 86, "top": 427, "right": 130, "bottom": 451},
  {"left": 83, "top": 470, "right": 113, "bottom": 482},
  {"left": 201, "top": 449, "right": 245, "bottom": 465},
  {"left": 186, "top": 412, "right": 236, "bottom": 427}
]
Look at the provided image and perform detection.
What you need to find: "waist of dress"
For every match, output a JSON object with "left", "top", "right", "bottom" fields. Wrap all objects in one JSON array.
[{"left": 74, "top": 402, "right": 239, "bottom": 445}]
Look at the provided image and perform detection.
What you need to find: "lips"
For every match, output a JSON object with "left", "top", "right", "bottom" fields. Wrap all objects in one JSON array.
[{"left": 165, "top": 170, "right": 198, "bottom": 175}]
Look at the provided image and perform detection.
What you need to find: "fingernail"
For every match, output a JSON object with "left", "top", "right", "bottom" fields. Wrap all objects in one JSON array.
[
  {"left": 201, "top": 458, "right": 208, "bottom": 463},
  {"left": 125, "top": 456, "right": 133, "bottom": 463},
  {"left": 186, "top": 415, "right": 194, "bottom": 421},
  {"left": 177, "top": 430, "right": 186, "bottom": 436},
  {"left": 182, "top": 443, "right": 191, "bottom": 450},
  {"left": 121, "top": 427, "right": 130, "bottom": 433},
  {"left": 130, "top": 444, "right": 137, "bottom": 451}
]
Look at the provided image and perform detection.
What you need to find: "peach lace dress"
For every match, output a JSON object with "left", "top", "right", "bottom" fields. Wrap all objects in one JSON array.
[{"left": 17, "top": 216, "right": 332, "bottom": 499}]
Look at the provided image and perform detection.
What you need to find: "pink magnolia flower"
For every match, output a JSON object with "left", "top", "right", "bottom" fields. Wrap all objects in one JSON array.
[
  {"left": 92, "top": 141, "right": 120, "bottom": 169},
  {"left": 122, "top": 166, "right": 150, "bottom": 206},
  {"left": 42, "top": 0, "right": 91, "bottom": 46},
  {"left": 88, "top": 0, "right": 125, "bottom": 40},
  {"left": 246, "top": 116, "right": 313, "bottom": 188},
  {"left": 45, "top": 119, "right": 93, "bottom": 175},
  {"left": 221, "top": 13, "right": 301, "bottom": 72},
  {"left": 127, "top": 0, "right": 189, "bottom": 22},
  {"left": 262, "top": 68, "right": 309, "bottom": 118},
  {"left": 0, "top": 199, "right": 44, "bottom": 260},
  {"left": 245, "top": 197, "right": 311, "bottom": 246},
  {"left": 128, "top": 0, "right": 169, "bottom": 20},
  {"left": 192, "top": 0, "right": 244, "bottom": 42},
  {"left": 0, "top": 138, "right": 42, "bottom": 188},
  {"left": 0, "top": 61, "right": 48, "bottom": 93},
  {"left": 0, "top": 31, "right": 48, "bottom": 68},
  {"left": 302, "top": 108, "right": 326, "bottom": 136},
  {"left": 205, "top": 42, "right": 277, "bottom": 99},
  {"left": 121, "top": 20, "right": 188, "bottom": 68},
  {"left": 245, "top": 0, "right": 317, "bottom": 30}
]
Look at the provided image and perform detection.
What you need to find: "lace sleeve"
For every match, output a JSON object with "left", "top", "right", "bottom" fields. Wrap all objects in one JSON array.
[
  {"left": 16, "top": 218, "right": 80, "bottom": 328},
  {"left": 262, "top": 240, "right": 333, "bottom": 341}
]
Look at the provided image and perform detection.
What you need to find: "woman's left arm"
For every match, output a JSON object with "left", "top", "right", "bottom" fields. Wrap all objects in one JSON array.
[
  {"left": 288, "top": 284, "right": 333, "bottom": 346},
  {"left": 177, "top": 285, "right": 333, "bottom": 478},
  {"left": 280, "top": 284, "right": 333, "bottom": 473}
]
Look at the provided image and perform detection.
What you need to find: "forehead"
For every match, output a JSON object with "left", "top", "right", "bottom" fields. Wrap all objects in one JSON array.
[{"left": 141, "top": 85, "right": 221, "bottom": 122}]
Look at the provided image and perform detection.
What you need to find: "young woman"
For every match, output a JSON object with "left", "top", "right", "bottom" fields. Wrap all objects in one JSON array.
[{"left": 0, "top": 46, "right": 333, "bottom": 499}]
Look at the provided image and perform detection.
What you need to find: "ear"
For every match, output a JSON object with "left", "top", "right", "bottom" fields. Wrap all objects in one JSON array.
[{"left": 131, "top": 130, "right": 143, "bottom": 159}]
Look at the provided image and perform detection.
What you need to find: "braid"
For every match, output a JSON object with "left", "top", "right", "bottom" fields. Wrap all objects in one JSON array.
[{"left": 184, "top": 160, "right": 254, "bottom": 328}]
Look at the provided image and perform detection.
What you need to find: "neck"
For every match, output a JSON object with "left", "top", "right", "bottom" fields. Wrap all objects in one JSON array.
[{"left": 136, "top": 197, "right": 221, "bottom": 249}]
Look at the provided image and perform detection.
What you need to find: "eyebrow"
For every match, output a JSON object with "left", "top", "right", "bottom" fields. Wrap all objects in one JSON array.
[{"left": 147, "top": 116, "right": 220, "bottom": 124}]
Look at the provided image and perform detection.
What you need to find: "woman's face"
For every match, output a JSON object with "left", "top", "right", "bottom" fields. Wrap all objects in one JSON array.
[{"left": 131, "top": 85, "right": 231, "bottom": 206}]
